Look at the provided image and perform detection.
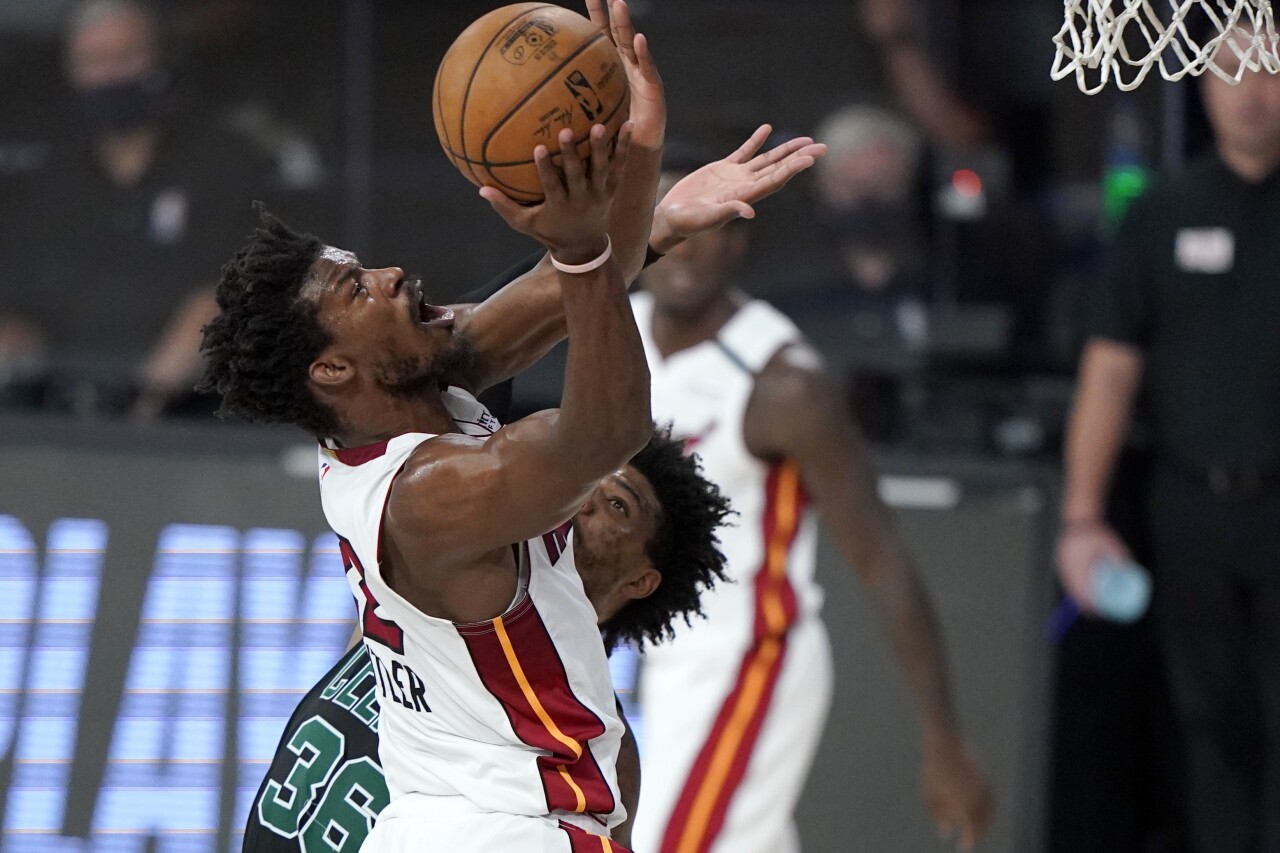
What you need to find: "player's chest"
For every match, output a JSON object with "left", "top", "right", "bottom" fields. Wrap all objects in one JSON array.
[{"left": 650, "top": 363, "right": 750, "bottom": 432}]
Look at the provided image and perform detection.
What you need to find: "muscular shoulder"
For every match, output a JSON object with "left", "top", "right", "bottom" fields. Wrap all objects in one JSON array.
[
  {"left": 743, "top": 343, "right": 844, "bottom": 459},
  {"left": 386, "top": 432, "right": 492, "bottom": 527},
  {"left": 384, "top": 411, "right": 560, "bottom": 544},
  {"left": 754, "top": 343, "right": 834, "bottom": 401}
]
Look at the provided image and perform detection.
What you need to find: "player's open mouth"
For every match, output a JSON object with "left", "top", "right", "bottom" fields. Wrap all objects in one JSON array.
[
  {"left": 421, "top": 303, "right": 455, "bottom": 328},
  {"left": 408, "top": 280, "right": 455, "bottom": 329}
]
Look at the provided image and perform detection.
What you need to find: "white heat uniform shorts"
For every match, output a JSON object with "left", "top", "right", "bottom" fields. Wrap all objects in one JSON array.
[
  {"left": 363, "top": 794, "right": 630, "bottom": 853},
  {"left": 632, "top": 618, "right": 832, "bottom": 853}
]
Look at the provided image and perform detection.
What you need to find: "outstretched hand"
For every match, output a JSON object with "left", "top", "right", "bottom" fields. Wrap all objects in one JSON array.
[
  {"left": 586, "top": 0, "right": 664, "bottom": 148},
  {"left": 652, "top": 125, "right": 827, "bottom": 252},
  {"left": 480, "top": 122, "right": 633, "bottom": 262}
]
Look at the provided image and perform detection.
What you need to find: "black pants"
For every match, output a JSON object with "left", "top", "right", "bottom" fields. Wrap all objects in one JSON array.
[
  {"left": 1050, "top": 448, "right": 1187, "bottom": 853},
  {"left": 1148, "top": 464, "right": 1280, "bottom": 853}
]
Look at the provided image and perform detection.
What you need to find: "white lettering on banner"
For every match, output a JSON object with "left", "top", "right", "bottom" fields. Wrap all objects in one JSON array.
[
  {"left": 0, "top": 519, "right": 350, "bottom": 853},
  {"left": 234, "top": 530, "right": 351, "bottom": 831},
  {"left": 0, "top": 517, "right": 105, "bottom": 853},
  {"left": 91, "top": 524, "right": 238, "bottom": 851}
]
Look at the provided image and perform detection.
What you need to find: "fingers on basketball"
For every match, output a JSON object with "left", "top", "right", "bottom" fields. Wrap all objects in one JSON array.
[
  {"left": 609, "top": 0, "right": 638, "bottom": 61},
  {"left": 434, "top": 4, "right": 630, "bottom": 202},
  {"left": 585, "top": 0, "right": 609, "bottom": 32}
]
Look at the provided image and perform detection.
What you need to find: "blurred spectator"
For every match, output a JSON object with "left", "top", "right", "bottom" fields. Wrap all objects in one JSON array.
[
  {"left": 856, "top": 0, "right": 1053, "bottom": 373},
  {"left": 0, "top": 0, "right": 273, "bottom": 419},
  {"left": 1057, "top": 36, "right": 1280, "bottom": 853},
  {"left": 807, "top": 105, "right": 930, "bottom": 355},
  {"left": 856, "top": 0, "right": 989, "bottom": 151}
]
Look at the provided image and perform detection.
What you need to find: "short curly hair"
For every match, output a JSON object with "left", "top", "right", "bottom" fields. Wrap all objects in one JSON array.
[
  {"left": 198, "top": 207, "right": 336, "bottom": 436},
  {"left": 603, "top": 427, "right": 734, "bottom": 649}
]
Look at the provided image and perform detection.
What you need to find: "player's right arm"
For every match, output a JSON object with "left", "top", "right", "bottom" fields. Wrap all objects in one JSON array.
[
  {"left": 1055, "top": 338, "right": 1144, "bottom": 610},
  {"left": 387, "top": 125, "right": 651, "bottom": 574}
]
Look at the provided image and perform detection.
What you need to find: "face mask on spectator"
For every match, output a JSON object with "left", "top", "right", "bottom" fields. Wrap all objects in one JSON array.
[
  {"left": 74, "top": 72, "right": 167, "bottom": 132},
  {"left": 819, "top": 199, "right": 915, "bottom": 251}
]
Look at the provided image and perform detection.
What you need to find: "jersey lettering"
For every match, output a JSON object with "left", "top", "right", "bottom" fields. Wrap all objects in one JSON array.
[
  {"left": 371, "top": 653, "right": 430, "bottom": 713},
  {"left": 320, "top": 652, "right": 381, "bottom": 729},
  {"left": 338, "top": 537, "right": 405, "bottom": 654},
  {"left": 541, "top": 521, "right": 572, "bottom": 564}
]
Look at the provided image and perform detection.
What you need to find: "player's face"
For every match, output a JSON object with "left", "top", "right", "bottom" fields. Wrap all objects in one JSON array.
[
  {"left": 1203, "top": 32, "right": 1280, "bottom": 160},
  {"left": 641, "top": 172, "right": 745, "bottom": 319},
  {"left": 305, "top": 246, "right": 465, "bottom": 399},
  {"left": 572, "top": 464, "right": 661, "bottom": 624}
]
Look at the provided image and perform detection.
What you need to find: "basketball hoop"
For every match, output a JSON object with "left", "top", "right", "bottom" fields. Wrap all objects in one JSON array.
[{"left": 1052, "top": 0, "right": 1280, "bottom": 93}]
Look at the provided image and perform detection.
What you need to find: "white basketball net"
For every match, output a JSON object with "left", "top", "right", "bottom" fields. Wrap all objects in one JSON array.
[{"left": 1052, "top": 0, "right": 1280, "bottom": 93}]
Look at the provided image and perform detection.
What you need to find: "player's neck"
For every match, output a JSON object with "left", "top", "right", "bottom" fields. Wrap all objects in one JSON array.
[
  {"left": 649, "top": 291, "right": 745, "bottom": 360},
  {"left": 330, "top": 392, "right": 458, "bottom": 448}
]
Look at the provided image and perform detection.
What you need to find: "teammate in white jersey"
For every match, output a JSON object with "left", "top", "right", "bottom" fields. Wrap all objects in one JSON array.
[{"left": 628, "top": 152, "right": 993, "bottom": 853}]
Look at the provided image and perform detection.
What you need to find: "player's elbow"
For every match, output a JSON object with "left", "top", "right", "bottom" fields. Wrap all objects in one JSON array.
[
  {"left": 618, "top": 413, "right": 653, "bottom": 461},
  {"left": 576, "top": 412, "right": 651, "bottom": 477}
]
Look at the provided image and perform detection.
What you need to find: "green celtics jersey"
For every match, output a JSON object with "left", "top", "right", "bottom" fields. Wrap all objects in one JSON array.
[{"left": 244, "top": 644, "right": 387, "bottom": 853}]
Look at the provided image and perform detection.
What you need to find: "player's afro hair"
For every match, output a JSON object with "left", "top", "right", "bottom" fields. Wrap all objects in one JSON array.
[
  {"left": 603, "top": 426, "right": 734, "bottom": 649},
  {"left": 198, "top": 206, "right": 337, "bottom": 437}
]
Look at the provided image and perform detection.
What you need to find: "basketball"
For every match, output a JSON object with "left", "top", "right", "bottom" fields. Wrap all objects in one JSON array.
[{"left": 433, "top": 3, "right": 630, "bottom": 203}]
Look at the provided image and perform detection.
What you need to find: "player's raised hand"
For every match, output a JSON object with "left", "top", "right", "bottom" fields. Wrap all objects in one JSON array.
[
  {"left": 480, "top": 122, "right": 633, "bottom": 261},
  {"left": 652, "top": 125, "right": 827, "bottom": 250},
  {"left": 921, "top": 732, "right": 992, "bottom": 851},
  {"left": 587, "top": 0, "right": 664, "bottom": 148}
]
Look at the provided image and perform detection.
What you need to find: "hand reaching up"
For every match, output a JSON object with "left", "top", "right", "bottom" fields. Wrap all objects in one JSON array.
[
  {"left": 481, "top": 122, "right": 634, "bottom": 264},
  {"left": 586, "top": 0, "right": 664, "bottom": 148},
  {"left": 652, "top": 125, "right": 827, "bottom": 251}
]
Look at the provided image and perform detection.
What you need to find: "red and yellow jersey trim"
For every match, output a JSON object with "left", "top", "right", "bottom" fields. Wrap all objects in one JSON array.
[{"left": 659, "top": 461, "right": 808, "bottom": 853}]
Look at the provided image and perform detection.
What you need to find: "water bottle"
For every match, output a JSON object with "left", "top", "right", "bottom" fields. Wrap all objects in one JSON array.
[{"left": 1090, "top": 556, "right": 1152, "bottom": 623}]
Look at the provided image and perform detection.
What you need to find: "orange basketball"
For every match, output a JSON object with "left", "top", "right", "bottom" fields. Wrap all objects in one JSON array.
[{"left": 433, "top": 3, "right": 630, "bottom": 203}]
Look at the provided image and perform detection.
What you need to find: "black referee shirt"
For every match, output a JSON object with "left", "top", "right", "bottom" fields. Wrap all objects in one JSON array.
[{"left": 1086, "top": 152, "right": 1280, "bottom": 469}]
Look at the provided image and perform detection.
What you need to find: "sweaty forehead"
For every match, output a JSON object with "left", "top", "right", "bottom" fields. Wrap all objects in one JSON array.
[
  {"left": 300, "top": 245, "right": 359, "bottom": 300},
  {"left": 319, "top": 245, "right": 357, "bottom": 266}
]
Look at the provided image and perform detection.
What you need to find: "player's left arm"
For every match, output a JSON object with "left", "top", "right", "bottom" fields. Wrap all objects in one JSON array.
[{"left": 742, "top": 345, "right": 992, "bottom": 850}]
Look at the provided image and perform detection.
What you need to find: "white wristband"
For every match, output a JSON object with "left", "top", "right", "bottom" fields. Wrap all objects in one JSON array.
[{"left": 550, "top": 237, "right": 613, "bottom": 274}]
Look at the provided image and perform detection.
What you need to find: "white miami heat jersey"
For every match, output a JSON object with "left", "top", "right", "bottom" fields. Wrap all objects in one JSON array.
[
  {"left": 631, "top": 293, "right": 824, "bottom": 657},
  {"left": 316, "top": 386, "right": 626, "bottom": 831},
  {"left": 630, "top": 295, "right": 832, "bottom": 853}
]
